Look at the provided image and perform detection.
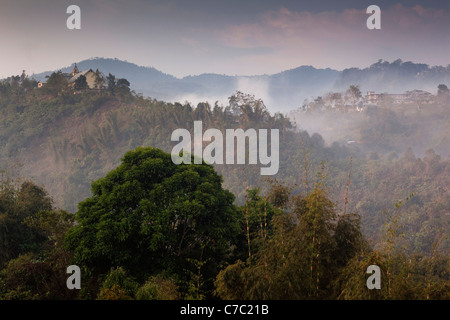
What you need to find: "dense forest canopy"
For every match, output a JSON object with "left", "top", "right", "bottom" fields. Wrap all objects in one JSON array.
[{"left": 0, "top": 70, "right": 448, "bottom": 300}]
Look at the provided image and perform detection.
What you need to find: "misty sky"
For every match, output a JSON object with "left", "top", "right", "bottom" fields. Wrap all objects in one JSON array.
[{"left": 1, "top": 0, "right": 450, "bottom": 79}]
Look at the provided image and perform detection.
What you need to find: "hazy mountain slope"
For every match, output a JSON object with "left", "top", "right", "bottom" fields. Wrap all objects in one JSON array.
[
  {"left": 268, "top": 65, "right": 340, "bottom": 110},
  {"left": 30, "top": 58, "right": 450, "bottom": 113}
]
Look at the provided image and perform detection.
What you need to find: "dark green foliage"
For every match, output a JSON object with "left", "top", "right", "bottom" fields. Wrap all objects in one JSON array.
[
  {"left": 135, "top": 274, "right": 180, "bottom": 300},
  {"left": 0, "top": 180, "right": 53, "bottom": 267},
  {"left": 0, "top": 179, "right": 77, "bottom": 299},
  {"left": 97, "top": 267, "right": 139, "bottom": 300},
  {"left": 0, "top": 253, "right": 53, "bottom": 300},
  {"left": 44, "top": 71, "right": 68, "bottom": 96},
  {"left": 64, "top": 147, "right": 239, "bottom": 298},
  {"left": 333, "top": 213, "right": 364, "bottom": 267},
  {"left": 216, "top": 182, "right": 364, "bottom": 300},
  {"left": 106, "top": 73, "right": 116, "bottom": 94}
]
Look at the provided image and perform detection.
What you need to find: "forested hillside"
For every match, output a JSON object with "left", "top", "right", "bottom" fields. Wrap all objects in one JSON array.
[{"left": 0, "top": 71, "right": 448, "bottom": 300}]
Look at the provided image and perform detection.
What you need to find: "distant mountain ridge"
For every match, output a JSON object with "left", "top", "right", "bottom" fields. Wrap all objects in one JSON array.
[{"left": 31, "top": 57, "right": 450, "bottom": 112}]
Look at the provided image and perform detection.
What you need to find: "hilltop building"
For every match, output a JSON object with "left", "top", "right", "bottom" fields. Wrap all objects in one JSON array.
[
  {"left": 68, "top": 65, "right": 105, "bottom": 90},
  {"left": 39, "top": 64, "right": 106, "bottom": 90}
]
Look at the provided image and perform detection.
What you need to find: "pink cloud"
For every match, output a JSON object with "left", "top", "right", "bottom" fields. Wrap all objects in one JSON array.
[
  {"left": 214, "top": 5, "right": 450, "bottom": 71},
  {"left": 219, "top": 7, "right": 366, "bottom": 48}
]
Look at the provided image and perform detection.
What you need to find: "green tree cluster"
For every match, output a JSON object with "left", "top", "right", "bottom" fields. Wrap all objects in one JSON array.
[
  {"left": 0, "top": 147, "right": 448, "bottom": 300},
  {"left": 215, "top": 177, "right": 366, "bottom": 299},
  {"left": 0, "top": 176, "right": 76, "bottom": 299},
  {"left": 215, "top": 178, "right": 449, "bottom": 300},
  {"left": 64, "top": 147, "right": 239, "bottom": 298}
]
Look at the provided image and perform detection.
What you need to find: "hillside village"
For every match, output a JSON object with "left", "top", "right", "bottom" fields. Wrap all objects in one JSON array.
[
  {"left": 365, "top": 90, "right": 434, "bottom": 106},
  {"left": 301, "top": 83, "right": 450, "bottom": 112}
]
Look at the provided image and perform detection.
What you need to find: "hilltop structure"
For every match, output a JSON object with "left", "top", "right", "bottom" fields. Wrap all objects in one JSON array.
[
  {"left": 68, "top": 64, "right": 105, "bottom": 90},
  {"left": 39, "top": 63, "right": 106, "bottom": 90}
]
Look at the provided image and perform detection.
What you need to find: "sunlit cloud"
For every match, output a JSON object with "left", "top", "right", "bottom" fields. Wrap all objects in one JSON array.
[{"left": 216, "top": 4, "right": 450, "bottom": 71}]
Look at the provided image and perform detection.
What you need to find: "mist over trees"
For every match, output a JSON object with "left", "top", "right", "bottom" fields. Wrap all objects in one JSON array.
[
  {"left": 0, "top": 68, "right": 448, "bottom": 300},
  {"left": 30, "top": 58, "right": 450, "bottom": 113},
  {"left": 290, "top": 83, "right": 450, "bottom": 157}
]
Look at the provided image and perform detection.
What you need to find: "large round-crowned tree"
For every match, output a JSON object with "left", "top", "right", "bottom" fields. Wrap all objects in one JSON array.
[{"left": 65, "top": 147, "right": 239, "bottom": 293}]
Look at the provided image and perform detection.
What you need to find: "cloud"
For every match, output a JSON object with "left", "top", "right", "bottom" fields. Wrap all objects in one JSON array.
[
  {"left": 216, "top": 4, "right": 450, "bottom": 70},
  {"left": 236, "top": 76, "right": 271, "bottom": 106}
]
